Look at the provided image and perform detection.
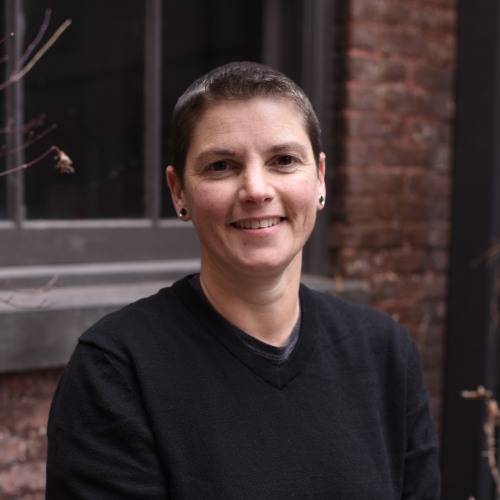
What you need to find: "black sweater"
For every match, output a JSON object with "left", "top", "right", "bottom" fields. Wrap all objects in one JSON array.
[{"left": 46, "top": 275, "right": 440, "bottom": 499}]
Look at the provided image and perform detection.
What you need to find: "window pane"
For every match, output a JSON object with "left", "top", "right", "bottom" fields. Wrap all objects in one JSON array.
[
  {"left": 161, "top": 0, "right": 263, "bottom": 217},
  {"left": 23, "top": 1, "right": 145, "bottom": 219}
]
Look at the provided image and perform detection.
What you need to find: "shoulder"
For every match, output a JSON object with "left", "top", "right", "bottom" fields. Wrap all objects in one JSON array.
[
  {"left": 300, "top": 284, "right": 415, "bottom": 360},
  {"left": 78, "top": 275, "right": 197, "bottom": 358}
]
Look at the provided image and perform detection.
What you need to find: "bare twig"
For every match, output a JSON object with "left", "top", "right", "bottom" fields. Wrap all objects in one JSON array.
[
  {"left": 0, "top": 295, "right": 50, "bottom": 310},
  {"left": 0, "top": 145, "right": 56, "bottom": 177},
  {"left": 0, "top": 18, "right": 72, "bottom": 92},
  {"left": 461, "top": 387, "right": 500, "bottom": 497},
  {"left": 0, "top": 275, "right": 58, "bottom": 295},
  {"left": 15, "top": 8, "right": 52, "bottom": 72},
  {"left": 0, "top": 113, "right": 47, "bottom": 134},
  {"left": 471, "top": 241, "right": 500, "bottom": 268},
  {"left": 0, "top": 124, "right": 57, "bottom": 158},
  {"left": 0, "top": 32, "right": 14, "bottom": 47},
  {"left": 10, "top": 19, "right": 73, "bottom": 83},
  {"left": 0, "top": 275, "right": 58, "bottom": 309},
  {"left": 0, "top": 145, "right": 74, "bottom": 177}
]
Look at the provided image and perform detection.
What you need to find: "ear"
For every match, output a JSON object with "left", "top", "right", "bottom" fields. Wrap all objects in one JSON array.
[
  {"left": 317, "top": 152, "right": 326, "bottom": 210},
  {"left": 166, "top": 166, "right": 189, "bottom": 219}
]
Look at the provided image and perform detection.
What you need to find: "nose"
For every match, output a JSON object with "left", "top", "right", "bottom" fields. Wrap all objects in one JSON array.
[{"left": 238, "top": 164, "right": 274, "bottom": 205}]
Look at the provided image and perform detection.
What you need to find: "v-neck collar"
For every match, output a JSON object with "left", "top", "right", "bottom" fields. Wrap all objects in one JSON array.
[{"left": 172, "top": 275, "right": 319, "bottom": 390}]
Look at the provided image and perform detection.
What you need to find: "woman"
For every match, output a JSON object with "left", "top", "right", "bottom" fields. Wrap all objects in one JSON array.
[{"left": 46, "top": 61, "right": 440, "bottom": 498}]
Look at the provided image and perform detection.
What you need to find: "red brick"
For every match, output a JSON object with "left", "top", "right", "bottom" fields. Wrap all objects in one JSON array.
[
  {"left": 349, "top": 24, "right": 378, "bottom": 51},
  {"left": 335, "top": 249, "right": 375, "bottom": 279},
  {"left": 372, "top": 273, "right": 447, "bottom": 301},
  {"left": 431, "top": 145, "right": 452, "bottom": 173},
  {"left": 380, "top": 31, "right": 430, "bottom": 60},
  {"left": 347, "top": 55, "right": 408, "bottom": 83},
  {"left": 0, "top": 462, "right": 45, "bottom": 497},
  {"left": 403, "top": 221, "right": 450, "bottom": 248},
  {"left": 408, "top": 171, "right": 451, "bottom": 198},
  {"left": 410, "top": 7, "right": 456, "bottom": 35},
  {"left": 380, "top": 30, "right": 455, "bottom": 65},
  {"left": 383, "top": 88, "right": 431, "bottom": 114},
  {"left": 11, "top": 400, "right": 51, "bottom": 436},
  {"left": 346, "top": 86, "right": 381, "bottom": 112},
  {"left": 346, "top": 113, "right": 404, "bottom": 140},
  {"left": 429, "top": 250, "right": 449, "bottom": 272},
  {"left": 0, "top": 434, "right": 26, "bottom": 468},
  {"left": 340, "top": 140, "right": 382, "bottom": 167},
  {"left": 0, "top": 370, "right": 61, "bottom": 401},
  {"left": 409, "top": 118, "right": 446, "bottom": 145},
  {"left": 382, "top": 147, "right": 432, "bottom": 168},
  {"left": 428, "top": 92, "right": 455, "bottom": 119},
  {"left": 330, "top": 222, "right": 403, "bottom": 249},
  {"left": 350, "top": 0, "right": 410, "bottom": 25},
  {"left": 335, "top": 167, "right": 405, "bottom": 195},
  {"left": 376, "top": 249, "right": 430, "bottom": 273}
]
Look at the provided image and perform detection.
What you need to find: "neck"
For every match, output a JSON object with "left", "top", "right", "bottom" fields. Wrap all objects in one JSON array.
[{"left": 199, "top": 259, "right": 302, "bottom": 347}]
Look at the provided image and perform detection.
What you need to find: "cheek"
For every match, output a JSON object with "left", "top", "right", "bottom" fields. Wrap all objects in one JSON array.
[
  {"left": 189, "top": 184, "right": 231, "bottom": 219},
  {"left": 289, "top": 179, "right": 319, "bottom": 213}
]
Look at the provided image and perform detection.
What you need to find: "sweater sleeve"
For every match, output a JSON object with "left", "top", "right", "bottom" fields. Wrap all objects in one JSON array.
[
  {"left": 402, "top": 339, "right": 441, "bottom": 499},
  {"left": 46, "top": 342, "right": 167, "bottom": 499}
]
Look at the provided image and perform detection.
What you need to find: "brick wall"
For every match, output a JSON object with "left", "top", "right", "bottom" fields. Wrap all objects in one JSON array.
[
  {"left": 0, "top": 369, "right": 62, "bottom": 499},
  {"left": 331, "top": 0, "right": 456, "bottom": 423}
]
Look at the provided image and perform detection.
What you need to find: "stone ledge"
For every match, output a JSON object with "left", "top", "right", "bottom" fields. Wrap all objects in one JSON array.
[{"left": 0, "top": 268, "right": 371, "bottom": 374}]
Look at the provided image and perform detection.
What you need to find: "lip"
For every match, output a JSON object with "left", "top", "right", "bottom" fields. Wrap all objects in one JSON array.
[{"left": 231, "top": 217, "right": 284, "bottom": 230}]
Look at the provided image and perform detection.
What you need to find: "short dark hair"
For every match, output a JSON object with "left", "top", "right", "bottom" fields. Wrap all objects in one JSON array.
[{"left": 170, "top": 61, "right": 322, "bottom": 183}]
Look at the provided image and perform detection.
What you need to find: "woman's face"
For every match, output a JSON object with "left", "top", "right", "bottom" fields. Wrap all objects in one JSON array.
[{"left": 167, "top": 97, "right": 326, "bottom": 280}]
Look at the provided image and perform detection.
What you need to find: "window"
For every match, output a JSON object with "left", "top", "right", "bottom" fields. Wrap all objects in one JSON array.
[{"left": 0, "top": 0, "right": 334, "bottom": 372}]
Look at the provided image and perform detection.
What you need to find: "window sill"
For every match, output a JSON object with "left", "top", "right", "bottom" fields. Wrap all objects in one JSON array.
[{"left": 0, "top": 263, "right": 370, "bottom": 373}]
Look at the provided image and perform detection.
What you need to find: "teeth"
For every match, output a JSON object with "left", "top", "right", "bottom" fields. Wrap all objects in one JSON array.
[{"left": 235, "top": 217, "right": 280, "bottom": 229}]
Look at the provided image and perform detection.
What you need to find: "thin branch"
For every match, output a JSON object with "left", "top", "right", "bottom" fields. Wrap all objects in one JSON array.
[
  {"left": 462, "top": 386, "right": 500, "bottom": 496},
  {"left": 0, "top": 18, "right": 72, "bottom": 92},
  {"left": 472, "top": 241, "right": 500, "bottom": 268},
  {"left": 0, "top": 145, "right": 57, "bottom": 177},
  {"left": 0, "top": 124, "right": 57, "bottom": 158},
  {"left": 0, "top": 294, "right": 50, "bottom": 310},
  {"left": 15, "top": 8, "right": 52, "bottom": 72},
  {"left": 11, "top": 19, "right": 73, "bottom": 83},
  {"left": 0, "top": 113, "right": 46, "bottom": 134},
  {"left": 0, "top": 32, "right": 14, "bottom": 46},
  {"left": 0, "top": 275, "right": 58, "bottom": 295}
]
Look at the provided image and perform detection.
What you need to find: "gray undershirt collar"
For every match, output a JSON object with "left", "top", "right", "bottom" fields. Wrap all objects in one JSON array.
[{"left": 189, "top": 275, "right": 300, "bottom": 364}]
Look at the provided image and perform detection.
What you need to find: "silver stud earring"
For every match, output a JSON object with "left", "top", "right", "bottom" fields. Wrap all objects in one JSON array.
[
  {"left": 178, "top": 207, "right": 187, "bottom": 218},
  {"left": 319, "top": 195, "right": 325, "bottom": 207}
]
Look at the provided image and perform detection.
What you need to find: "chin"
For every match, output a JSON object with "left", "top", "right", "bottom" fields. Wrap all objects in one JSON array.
[{"left": 235, "top": 254, "right": 300, "bottom": 277}]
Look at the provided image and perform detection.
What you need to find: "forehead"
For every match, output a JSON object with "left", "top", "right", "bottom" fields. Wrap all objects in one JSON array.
[{"left": 188, "top": 97, "right": 310, "bottom": 151}]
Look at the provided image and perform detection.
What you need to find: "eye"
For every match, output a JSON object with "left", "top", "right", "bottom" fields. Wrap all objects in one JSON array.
[
  {"left": 277, "top": 155, "right": 294, "bottom": 165},
  {"left": 270, "top": 155, "right": 298, "bottom": 169},
  {"left": 208, "top": 161, "right": 229, "bottom": 172}
]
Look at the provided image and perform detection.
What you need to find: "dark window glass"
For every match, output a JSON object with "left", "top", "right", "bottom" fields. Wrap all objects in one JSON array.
[
  {"left": 2, "top": 0, "right": 263, "bottom": 221},
  {"left": 161, "top": 0, "right": 263, "bottom": 217},
  {"left": 23, "top": 1, "right": 145, "bottom": 219}
]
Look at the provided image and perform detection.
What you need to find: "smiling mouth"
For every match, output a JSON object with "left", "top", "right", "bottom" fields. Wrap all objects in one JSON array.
[{"left": 233, "top": 217, "right": 282, "bottom": 229}]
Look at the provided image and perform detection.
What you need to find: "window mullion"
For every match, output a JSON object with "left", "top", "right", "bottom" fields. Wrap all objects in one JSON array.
[
  {"left": 300, "top": 0, "right": 335, "bottom": 275},
  {"left": 143, "top": 0, "right": 162, "bottom": 223},
  {"left": 4, "top": 0, "right": 25, "bottom": 226}
]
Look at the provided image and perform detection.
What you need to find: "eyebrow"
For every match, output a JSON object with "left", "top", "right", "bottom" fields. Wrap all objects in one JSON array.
[
  {"left": 192, "top": 148, "right": 237, "bottom": 169},
  {"left": 192, "top": 142, "right": 310, "bottom": 168},
  {"left": 267, "top": 142, "right": 310, "bottom": 157}
]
